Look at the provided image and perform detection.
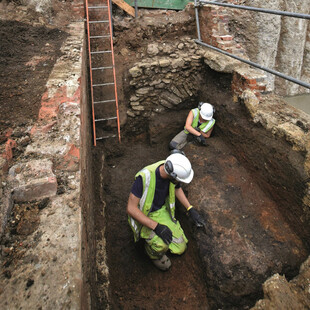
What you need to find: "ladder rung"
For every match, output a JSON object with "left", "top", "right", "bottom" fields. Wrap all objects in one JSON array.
[
  {"left": 92, "top": 66, "right": 113, "bottom": 70},
  {"left": 89, "top": 20, "right": 109, "bottom": 24},
  {"left": 90, "top": 35, "right": 110, "bottom": 39},
  {"left": 93, "top": 83, "right": 114, "bottom": 87},
  {"left": 95, "top": 117, "right": 117, "bottom": 122},
  {"left": 94, "top": 99, "right": 116, "bottom": 104},
  {"left": 96, "top": 135, "right": 117, "bottom": 140},
  {"left": 90, "top": 50, "right": 112, "bottom": 54},
  {"left": 88, "top": 6, "right": 108, "bottom": 9}
]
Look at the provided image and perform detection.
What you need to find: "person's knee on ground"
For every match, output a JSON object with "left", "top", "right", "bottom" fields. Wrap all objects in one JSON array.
[
  {"left": 169, "top": 235, "right": 187, "bottom": 256},
  {"left": 144, "top": 235, "right": 169, "bottom": 260},
  {"left": 169, "top": 140, "right": 178, "bottom": 150},
  {"left": 169, "top": 130, "right": 188, "bottom": 150}
]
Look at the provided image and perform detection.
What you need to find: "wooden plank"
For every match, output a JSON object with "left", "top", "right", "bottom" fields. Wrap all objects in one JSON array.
[{"left": 112, "top": 0, "right": 135, "bottom": 17}]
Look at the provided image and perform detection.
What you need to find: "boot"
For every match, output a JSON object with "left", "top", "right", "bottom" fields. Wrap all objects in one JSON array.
[{"left": 152, "top": 254, "right": 171, "bottom": 271}]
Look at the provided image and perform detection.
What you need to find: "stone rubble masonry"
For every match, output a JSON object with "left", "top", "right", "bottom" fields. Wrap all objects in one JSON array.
[
  {"left": 127, "top": 4, "right": 272, "bottom": 119},
  {"left": 127, "top": 39, "right": 267, "bottom": 119},
  {"left": 0, "top": 21, "right": 84, "bottom": 309}
]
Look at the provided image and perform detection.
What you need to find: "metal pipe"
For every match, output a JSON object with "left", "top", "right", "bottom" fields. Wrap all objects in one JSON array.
[
  {"left": 109, "top": 0, "right": 114, "bottom": 37},
  {"left": 194, "top": 0, "right": 201, "bottom": 41},
  {"left": 135, "top": 0, "right": 138, "bottom": 18},
  {"left": 199, "top": 1, "right": 310, "bottom": 20},
  {"left": 195, "top": 39, "right": 310, "bottom": 89}
]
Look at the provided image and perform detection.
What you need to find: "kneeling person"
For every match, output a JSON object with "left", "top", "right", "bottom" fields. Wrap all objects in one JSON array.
[
  {"left": 170, "top": 102, "right": 215, "bottom": 150},
  {"left": 127, "top": 151, "right": 204, "bottom": 271}
]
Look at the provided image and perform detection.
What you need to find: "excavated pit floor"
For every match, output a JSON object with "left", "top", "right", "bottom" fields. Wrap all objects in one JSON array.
[
  {"left": 93, "top": 124, "right": 308, "bottom": 309},
  {"left": 93, "top": 140, "right": 210, "bottom": 309}
]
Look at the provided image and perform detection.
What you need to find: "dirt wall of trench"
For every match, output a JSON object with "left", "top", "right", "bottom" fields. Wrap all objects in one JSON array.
[
  {"left": 198, "top": 68, "right": 310, "bottom": 247},
  {"left": 80, "top": 35, "right": 97, "bottom": 309}
]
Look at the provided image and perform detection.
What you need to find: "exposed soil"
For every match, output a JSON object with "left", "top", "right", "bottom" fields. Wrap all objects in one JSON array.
[
  {"left": 95, "top": 111, "right": 308, "bottom": 310},
  {"left": 0, "top": 5, "right": 67, "bottom": 290},
  {"left": 0, "top": 19, "right": 67, "bottom": 134},
  {"left": 1, "top": 198, "right": 49, "bottom": 280}
]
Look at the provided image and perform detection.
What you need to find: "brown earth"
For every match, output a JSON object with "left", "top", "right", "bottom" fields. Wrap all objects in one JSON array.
[{"left": 0, "top": 17, "right": 68, "bottom": 135}]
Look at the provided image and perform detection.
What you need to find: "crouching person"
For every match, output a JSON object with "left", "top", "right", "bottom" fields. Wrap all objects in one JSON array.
[
  {"left": 169, "top": 102, "right": 216, "bottom": 150},
  {"left": 127, "top": 151, "right": 205, "bottom": 271}
]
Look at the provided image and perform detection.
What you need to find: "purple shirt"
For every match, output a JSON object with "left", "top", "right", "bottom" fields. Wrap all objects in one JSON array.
[{"left": 131, "top": 165, "right": 180, "bottom": 212}]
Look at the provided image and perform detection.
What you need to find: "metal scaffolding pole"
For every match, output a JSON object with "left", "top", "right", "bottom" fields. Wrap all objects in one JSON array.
[
  {"left": 194, "top": 0, "right": 202, "bottom": 41},
  {"left": 195, "top": 40, "right": 310, "bottom": 89},
  {"left": 194, "top": 1, "right": 310, "bottom": 89},
  {"left": 200, "top": 1, "right": 310, "bottom": 20}
]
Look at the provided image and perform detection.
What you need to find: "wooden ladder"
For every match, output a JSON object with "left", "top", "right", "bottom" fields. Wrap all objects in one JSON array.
[{"left": 85, "top": 0, "right": 121, "bottom": 145}]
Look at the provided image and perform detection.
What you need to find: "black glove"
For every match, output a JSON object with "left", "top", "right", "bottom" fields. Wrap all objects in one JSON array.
[
  {"left": 193, "top": 127, "right": 201, "bottom": 132},
  {"left": 154, "top": 223, "right": 173, "bottom": 245},
  {"left": 188, "top": 208, "right": 205, "bottom": 227},
  {"left": 196, "top": 134, "right": 207, "bottom": 146}
]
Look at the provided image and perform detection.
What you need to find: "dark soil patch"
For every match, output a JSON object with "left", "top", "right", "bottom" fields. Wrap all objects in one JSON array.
[{"left": 0, "top": 20, "right": 68, "bottom": 133}]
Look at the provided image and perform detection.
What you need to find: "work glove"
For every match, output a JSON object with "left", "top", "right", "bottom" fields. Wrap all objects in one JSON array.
[
  {"left": 154, "top": 223, "right": 173, "bottom": 245},
  {"left": 188, "top": 208, "right": 205, "bottom": 228},
  {"left": 196, "top": 134, "right": 207, "bottom": 146}
]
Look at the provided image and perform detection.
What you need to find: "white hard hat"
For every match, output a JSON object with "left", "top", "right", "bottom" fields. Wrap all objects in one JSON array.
[
  {"left": 200, "top": 103, "right": 213, "bottom": 120},
  {"left": 164, "top": 153, "right": 194, "bottom": 184}
]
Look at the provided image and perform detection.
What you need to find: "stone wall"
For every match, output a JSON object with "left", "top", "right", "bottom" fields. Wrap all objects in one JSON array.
[
  {"left": 127, "top": 36, "right": 269, "bottom": 119},
  {"left": 127, "top": 38, "right": 204, "bottom": 118}
]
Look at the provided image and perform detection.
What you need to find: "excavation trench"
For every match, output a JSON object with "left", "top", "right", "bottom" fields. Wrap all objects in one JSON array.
[
  {"left": 1, "top": 3, "right": 309, "bottom": 309},
  {"left": 90, "top": 69, "right": 309, "bottom": 309}
]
